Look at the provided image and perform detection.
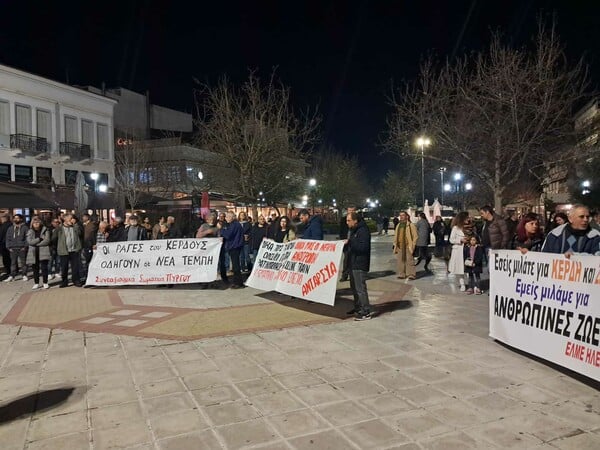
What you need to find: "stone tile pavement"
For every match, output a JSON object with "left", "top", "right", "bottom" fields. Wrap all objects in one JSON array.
[{"left": 0, "top": 233, "right": 598, "bottom": 449}]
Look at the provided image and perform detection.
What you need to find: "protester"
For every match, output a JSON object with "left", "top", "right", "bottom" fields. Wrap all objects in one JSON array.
[
  {"left": 298, "top": 209, "right": 324, "bottom": 240},
  {"left": 26, "top": 217, "right": 51, "bottom": 289},
  {"left": 126, "top": 215, "right": 148, "bottom": 241},
  {"left": 338, "top": 207, "right": 356, "bottom": 282},
  {"left": 56, "top": 213, "right": 83, "bottom": 287},
  {"left": 549, "top": 212, "right": 568, "bottom": 231},
  {"left": 49, "top": 217, "right": 61, "bottom": 280},
  {"left": 448, "top": 211, "right": 470, "bottom": 291},
  {"left": 512, "top": 213, "right": 543, "bottom": 254},
  {"left": 542, "top": 204, "right": 600, "bottom": 256},
  {"left": 463, "top": 235, "right": 484, "bottom": 295},
  {"left": 415, "top": 212, "right": 432, "bottom": 272},
  {"left": 217, "top": 211, "right": 245, "bottom": 289},
  {"left": 345, "top": 211, "right": 373, "bottom": 321},
  {"left": 249, "top": 214, "right": 268, "bottom": 268},
  {"left": 0, "top": 213, "right": 12, "bottom": 280},
  {"left": 142, "top": 217, "right": 153, "bottom": 236},
  {"left": 152, "top": 216, "right": 166, "bottom": 239},
  {"left": 432, "top": 215, "right": 447, "bottom": 257},
  {"left": 107, "top": 217, "right": 127, "bottom": 242},
  {"left": 238, "top": 211, "right": 252, "bottom": 273},
  {"left": 94, "top": 221, "right": 109, "bottom": 249},
  {"left": 274, "top": 216, "right": 296, "bottom": 243},
  {"left": 479, "top": 205, "right": 511, "bottom": 251},
  {"left": 4, "top": 214, "right": 29, "bottom": 282},
  {"left": 196, "top": 213, "right": 219, "bottom": 289},
  {"left": 81, "top": 213, "right": 98, "bottom": 274},
  {"left": 393, "top": 211, "right": 417, "bottom": 280},
  {"left": 167, "top": 216, "right": 182, "bottom": 238}
]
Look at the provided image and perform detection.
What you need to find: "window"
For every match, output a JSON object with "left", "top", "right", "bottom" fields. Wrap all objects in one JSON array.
[
  {"left": 0, "top": 164, "right": 10, "bottom": 181},
  {"left": 36, "top": 110, "right": 52, "bottom": 150},
  {"left": 64, "top": 116, "right": 78, "bottom": 142},
  {"left": 81, "top": 119, "right": 93, "bottom": 149},
  {"left": 0, "top": 101, "right": 9, "bottom": 135},
  {"left": 14, "top": 165, "right": 33, "bottom": 183},
  {"left": 65, "top": 169, "right": 78, "bottom": 186},
  {"left": 37, "top": 167, "right": 52, "bottom": 184},
  {"left": 15, "top": 104, "right": 32, "bottom": 135},
  {"left": 97, "top": 124, "right": 109, "bottom": 159}
]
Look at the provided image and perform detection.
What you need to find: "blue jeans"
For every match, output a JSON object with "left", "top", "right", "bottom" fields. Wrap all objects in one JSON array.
[
  {"left": 350, "top": 269, "right": 370, "bottom": 315},
  {"left": 240, "top": 243, "right": 251, "bottom": 271}
]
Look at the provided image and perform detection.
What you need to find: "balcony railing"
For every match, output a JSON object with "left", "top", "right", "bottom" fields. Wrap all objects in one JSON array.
[
  {"left": 59, "top": 141, "right": 91, "bottom": 160},
  {"left": 10, "top": 133, "right": 49, "bottom": 154}
]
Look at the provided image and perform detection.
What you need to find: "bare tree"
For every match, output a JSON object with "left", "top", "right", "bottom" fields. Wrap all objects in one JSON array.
[
  {"left": 310, "top": 148, "right": 370, "bottom": 209},
  {"left": 113, "top": 137, "right": 151, "bottom": 212},
  {"left": 193, "top": 70, "right": 321, "bottom": 216},
  {"left": 385, "top": 21, "right": 589, "bottom": 211}
]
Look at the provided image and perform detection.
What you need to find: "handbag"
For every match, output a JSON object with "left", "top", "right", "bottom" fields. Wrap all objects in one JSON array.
[{"left": 464, "top": 258, "right": 474, "bottom": 267}]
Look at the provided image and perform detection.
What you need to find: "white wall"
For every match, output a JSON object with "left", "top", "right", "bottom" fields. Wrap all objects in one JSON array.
[{"left": 0, "top": 64, "right": 116, "bottom": 186}]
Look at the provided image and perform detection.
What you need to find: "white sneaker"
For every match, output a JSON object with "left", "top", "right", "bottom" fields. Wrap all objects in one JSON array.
[
  {"left": 43, "top": 283, "right": 49, "bottom": 289},
  {"left": 22, "top": 275, "right": 28, "bottom": 281},
  {"left": 55, "top": 273, "right": 62, "bottom": 279},
  {"left": 4, "top": 276, "right": 14, "bottom": 282},
  {"left": 32, "top": 284, "right": 40, "bottom": 290},
  {"left": 49, "top": 274, "right": 55, "bottom": 280},
  {"left": 474, "top": 288, "right": 483, "bottom": 295},
  {"left": 459, "top": 285, "right": 466, "bottom": 292}
]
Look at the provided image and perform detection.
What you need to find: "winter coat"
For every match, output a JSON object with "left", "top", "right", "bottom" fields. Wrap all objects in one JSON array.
[
  {"left": 0, "top": 221, "right": 11, "bottom": 248},
  {"left": 448, "top": 226, "right": 466, "bottom": 276},
  {"left": 56, "top": 223, "right": 83, "bottom": 256},
  {"left": 274, "top": 228, "right": 296, "bottom": 243},
  {"left": 541, "top": 224, "right": 600, "bottom": 256},
  {"left": 393, "top": 222, "right": 417, "bottom": 254},
  {"left": 6, "top": 223, "right": 29, "bottom": 249},
  {"left": 432, "top": 220, "right": 446, "bottom": 241},
  {"left": 415, "top": 218, "right": 431, "bottom": 246},
  {"left": 348, "top": 219, "right": 371, "bottom": 272},
  {"left": 107, "top": 224, "right": 127, "bottom": 242},
  {"left": 301, "top": 215, "right": 324, "bottom": 240},
  {"left": 463, "top": 245, "right": 484, "bottom": 275},
  {"left": 220, "top": 220, "right": 244, "bottom": 251},
  {"left": 26, "top": 227, "right": 51, "bottom": 263},
  {"left": 249, "top": 224, "right": 268, "bottom": 251},
  {"left": 481, "top": 213, "right": 510, "bottom": 249}
]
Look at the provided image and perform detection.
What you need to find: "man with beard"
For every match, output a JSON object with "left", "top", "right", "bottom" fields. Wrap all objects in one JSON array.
[{"left": 542, "top": 204, "right": 600, "bottom": 256}]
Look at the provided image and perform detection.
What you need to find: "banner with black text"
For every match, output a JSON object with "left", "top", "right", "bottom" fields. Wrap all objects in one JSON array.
[
  {"left": 245, "top": 239, "right": 345, "bottom": 306},
  {"left": 86, "top": 239, "right": 222, "bottom": 286},
  {"left": 489, "top": 250, "right": 600, "bottom": 381}
]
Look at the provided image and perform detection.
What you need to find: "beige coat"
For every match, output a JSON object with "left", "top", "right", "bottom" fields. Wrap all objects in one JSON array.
[{"left": 394, "top": 222, "right": 417, "bottom": 255}]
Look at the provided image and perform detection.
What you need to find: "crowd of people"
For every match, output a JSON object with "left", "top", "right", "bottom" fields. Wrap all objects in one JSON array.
[{"left": 417, "top": 204, "right": 600, "bottom": 295}]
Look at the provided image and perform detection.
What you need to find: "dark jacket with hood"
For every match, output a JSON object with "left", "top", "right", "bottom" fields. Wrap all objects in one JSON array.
[{"left": 348, "top": 219, "right": 371, "bottom": 272}]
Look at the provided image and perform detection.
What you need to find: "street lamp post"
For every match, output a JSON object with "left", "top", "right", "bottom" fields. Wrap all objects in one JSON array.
[
  {"left": 90, "top": 172, "right": 99, "bottom": 192},
  {"left": 309, "top": 178, "right": 317, "bottom": 214},
  {"left": 416, "top": 137, "right": 431, "bottom": 206},
  {"left": 439, "top": 167, "right": 446, "bottom": 205}
]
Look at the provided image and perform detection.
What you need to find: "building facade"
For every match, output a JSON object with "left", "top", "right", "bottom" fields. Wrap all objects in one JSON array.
[{"left": 0, "top": 64, "right": 116, "bottom": 195}]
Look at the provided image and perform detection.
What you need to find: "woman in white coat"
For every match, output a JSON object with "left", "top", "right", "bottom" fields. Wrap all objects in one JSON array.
[{"left": 448, "top": 212, "right": 470, "bottom": 291}]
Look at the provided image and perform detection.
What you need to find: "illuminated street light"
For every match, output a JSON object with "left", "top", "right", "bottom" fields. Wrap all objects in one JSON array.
[
  {"left": 582, "top": 180, "right": 591, "bottom": 195},
  {"left": 98, "top": 184, "right": 107, "bottom": 193},
  {"left": 454, "top": 172, "right": 462, "bottom": 181},
  {"left": 465, "top": 182, "right": 473, "bottom": 191},
  {"left": 416, "top": 136, "right": 431, "bottom": 205},
  {"left": 439, "top": 167, "right": 447, "bottom": 204},
  {"left": 444, "top": 183, "right": 451, "bottom": 192},
  {"left": 309, "top": 178, "right": 316, "bottom": 187}
]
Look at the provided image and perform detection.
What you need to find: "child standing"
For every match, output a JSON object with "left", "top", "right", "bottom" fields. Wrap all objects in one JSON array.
[{"left": 463, "top": 236, "right": 484, "bottom": 295}]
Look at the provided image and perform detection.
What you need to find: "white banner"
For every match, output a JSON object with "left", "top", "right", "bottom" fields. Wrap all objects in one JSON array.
[
  {"left": 245, "top": 239, "right": 345, "bottom": 306},
  {"left": 489, "top": 250, "right": 600, "bottom": 381},
  {"left": 86, "top": 239, "right": 222, "bottom": 286}
]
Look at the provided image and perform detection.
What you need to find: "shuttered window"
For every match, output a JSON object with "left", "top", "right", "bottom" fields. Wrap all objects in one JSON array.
[
  {"left": 82, "top": 119, "right": 93, "bottom": 149},
  {"left": 15, "top": 104, "right": 32, "bottom": 134},
  {"left": 36, "top": 110, "right": 52, "bottom": 150},
  {"left": 64, "top": 116, "right": 78, "bottom": 142},
  {"left": 97, "top": 124, "right": 109, "bottom": 159},
  {"left": 0, "top": 101, "right": 9, "bottom": 135}
]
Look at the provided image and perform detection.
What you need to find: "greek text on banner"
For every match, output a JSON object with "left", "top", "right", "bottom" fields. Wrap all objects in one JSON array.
[
  {"left": 86, "top": 238, "right": 222, "bottom": 286},
  {"left": 489, "top": 250, "right": 600, "bottom": 382},
  {"left": 245, "top": 239, "right": 345, "bottom": 306}
]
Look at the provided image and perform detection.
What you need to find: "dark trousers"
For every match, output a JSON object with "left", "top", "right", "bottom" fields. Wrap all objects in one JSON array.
[
  {"left": 32, "top": 260, "right": 49, "bottom": 284},
  {"left": 228, "top": 247, "right": 243, "bottom": 287},
  {"left": 1, "top": 246, "right": 11, "bottom": 275},
  {"left": 341, "top": 249, "right": 349, "bottom": 279},
  {"left": 416, "top": 246, "right": 432, "bottom": 268},
  {"left": 350, "top": 269, "right": 370, "bottom": 315},
  {"left": 240, "top": 243, "right": 251, "bottom": 272},
  {"left": 9, "top": 247, "right": 28, "bottom": 277},
  {"left": 468, "top": 272, "right": 481, "bottom": 290},
  {"left": 219, "top": 245, "right": 229, "bottom": 282},
  {"left": 60, "top": 251, "right": 82, "bottom": 286}
]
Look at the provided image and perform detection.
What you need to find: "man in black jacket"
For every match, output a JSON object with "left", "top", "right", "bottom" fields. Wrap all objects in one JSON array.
[
  {"left": 0, "top": 213, "right": 11, "bottom": 279},
  {"left": 345, "top": 211, "right": 372, "bottom": 321}
]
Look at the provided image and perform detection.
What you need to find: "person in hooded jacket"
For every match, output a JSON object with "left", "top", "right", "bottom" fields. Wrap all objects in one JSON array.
[
  {"left": 298, "top": 209, "right": 323, "bottom": 240},
  {"left": 345, "top": 211, "right": 373, "bottom": 321}
]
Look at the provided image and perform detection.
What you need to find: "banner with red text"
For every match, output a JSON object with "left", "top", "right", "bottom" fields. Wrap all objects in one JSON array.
[
  {"left": 86, "top": 239, "right": 222, "bottom": 286},
  {"left": 489, "top": 250, "right": 600, "bottom": 381},
  {"left": 245, "top": 239, "right": 345, "bottom": 306}
]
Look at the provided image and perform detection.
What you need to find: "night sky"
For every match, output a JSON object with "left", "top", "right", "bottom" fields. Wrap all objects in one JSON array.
[{"left": 2, "top": 0, "right": 599, "bottom": 178}]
